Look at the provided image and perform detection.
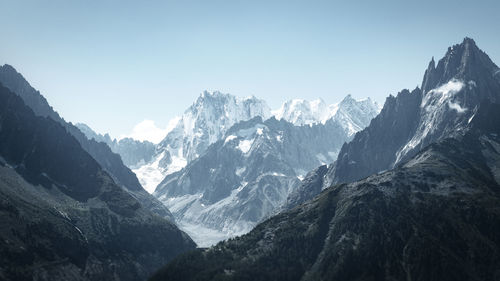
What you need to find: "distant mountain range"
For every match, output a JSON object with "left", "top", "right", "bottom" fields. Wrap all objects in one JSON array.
[
  {"left": 153, "top": 94, "right": 379, "bottom": 246},
  {"left": 149, "top": 38, "right": 500, "bottom": 281},
  {"left": 75, "top": 123, "right": 156, "bottom": 168},
  {"left": 75, "top": 88, "right": 379, "bottom": 246}
]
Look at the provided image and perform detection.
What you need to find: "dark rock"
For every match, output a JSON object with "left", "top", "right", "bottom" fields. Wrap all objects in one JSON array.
[{"left": 0, "top": 83, "right": 196, "bottom": 281}]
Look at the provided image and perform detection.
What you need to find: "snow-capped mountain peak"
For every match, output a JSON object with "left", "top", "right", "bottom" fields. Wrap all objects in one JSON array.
[
  {"left": 334, "top": 94, "right": 381, "bottom": 136},
  {"left": 272, "top": 98, "right": 335, "bottom": 125},
  {"left": 272, "top": 95, "right": 380, "bottom": 136},
  {"left": 159, "top": 90, "right": 272, "bottom": 156},
  {"left": 134, "top": 91, "right": 272, "bottom": 193}
]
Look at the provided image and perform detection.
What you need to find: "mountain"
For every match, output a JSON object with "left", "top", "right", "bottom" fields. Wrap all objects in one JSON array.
[
  {"left": 273, "top": 95, "right": 380, "bottom": 136},
  {"left": 272, "top": 98, "right": 337, "bottom": 125},
  {"left": 331, "top": 37, "right": 500, "bottom": 184},
  {"left": 0, "top": 83, "right": 196, "bottom": 281},
  {"left": 153, "top": 96, "right": 379, "bottom": 246},
  {"left": 75, "top": 123, "right": 156, "bottom": 168},
  {"left": 0, "top": 65, "right": 174, "bottom": 221},
  {"left": 148, "top": 39, "right": 500, "bottom": 280},
  {"left": 134, "top": 91, "right": 272, "bottom": 193},
  {"left": 288, "top": 37, "right": 500, "bottom": 207}
]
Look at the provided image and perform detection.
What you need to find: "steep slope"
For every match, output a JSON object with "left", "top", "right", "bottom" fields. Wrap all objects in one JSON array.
[
  {"left": 76, "top": 123, "right": 156, "bottom": 168},
  {"left": 149, "top": 101, "right": 500, "bottom": 281},
  {"left": 0, "top": 65, "right": 173, "bottom": 220},
  {"left": 154, "top": 96, "right": 378, "bottom": 246},
  {"left": 0, "top": 64, "right": 141, "bottom": 191},
  {"left": 0, "top": 83, "right": 196, "bottom": 281},
  {"left": 289, "top": 38, "right": 500, "bottom": 207}
]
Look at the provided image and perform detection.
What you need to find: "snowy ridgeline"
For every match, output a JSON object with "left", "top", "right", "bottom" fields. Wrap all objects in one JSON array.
[{"left": 135, "top": 92, "right": 380, "bottom": 194}]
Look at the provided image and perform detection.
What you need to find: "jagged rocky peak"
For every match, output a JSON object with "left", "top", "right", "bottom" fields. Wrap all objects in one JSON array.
[
  {"left": 422, "top": 37, "right": 499, "bottom": 95},
  {"left": 0, "top": 64, "right": 59, "bottom": 121},
  {"left": 273, "top": 94, "right": 380, "bottom": 128},
  {"left": 333, "top": 94, "right": 381, "bottom": 136},
  {"left": 272, "top": 98, "right": 334, "bottom": 125},
  {"left": 156, "top": 90, "right": 272, "bottom": 158},
  {"left": 287, "top": 37, "right": 499, "bottom": 206},
  {"left": 330, "top": 37, "right": 500, "bottom": 185},
  {"left": 190, "top": 90, "right": 272, "bottom": 121}
]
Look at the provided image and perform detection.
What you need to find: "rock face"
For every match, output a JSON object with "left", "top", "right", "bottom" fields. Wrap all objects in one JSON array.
[
  {"left": 289, "top": 37, "right": 500, "bottom": 208},
  {"left": 154, "top": 95, "right": 379, "bottom": 247},
  {"left": 0, "top": 83, "right": 196, "bottom": 281},
  {"left": 331, "top": 37, "right": 500, "bottom": 185},
  {"left": 284, "top": 165, "right": 328, "bottom": 209},
  {"left": 0, "top": 65, "right": 174, "bottom": 221},
  {"left": 75, "top": 123, "right": 156, "bottom": 168},
  {"left": 148, "top": 95, "right": 500, "bottom": 281}
]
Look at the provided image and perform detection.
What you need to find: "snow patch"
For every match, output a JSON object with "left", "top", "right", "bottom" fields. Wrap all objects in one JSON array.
[
  {"left": 237, "top": 139, "right": 254, "bottom": 153},
  {"left": 133, "top": 152, "right": 187, "bottom": 193},
  {"left": 448, "top": 101, "right": 467, "bottom": 113},
  {"left": 395, "top": 79, "right": 465, "bottom": 164},
  {"left": 235, "top": 167, "right": 246, "bottom": 176},
  {"left": 224, "top": 135, "right": 237, "bottom": 144},
  {"left": 422, "top": 79, "right": 464, "bottom": 108}
]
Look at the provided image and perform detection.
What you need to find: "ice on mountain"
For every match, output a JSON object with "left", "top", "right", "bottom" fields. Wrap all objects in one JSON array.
[
  {"left": 237, "top": 139, "right": 254, "bottom": 153},
  {"left": 225, "top": 135, "right": 237, "bottom": 143}
]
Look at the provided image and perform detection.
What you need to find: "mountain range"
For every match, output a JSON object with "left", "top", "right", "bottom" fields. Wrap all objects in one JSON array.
[
  {"left": 149, "top": 38, "right": 500, "bottom": 281},
  {"left": 1, "top": 37, "right": 499, "bottom": 281},
  {"left": 153, "top": 94, "right": 379, "bottom": 246},
  {"left": 76, "top": 89, "right": 380, "bottom": 246}
]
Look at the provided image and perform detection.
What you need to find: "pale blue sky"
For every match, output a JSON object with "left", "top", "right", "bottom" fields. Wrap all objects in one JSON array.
[{"left": 1, "top": 0, "right": 499, "bottom": 140}]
